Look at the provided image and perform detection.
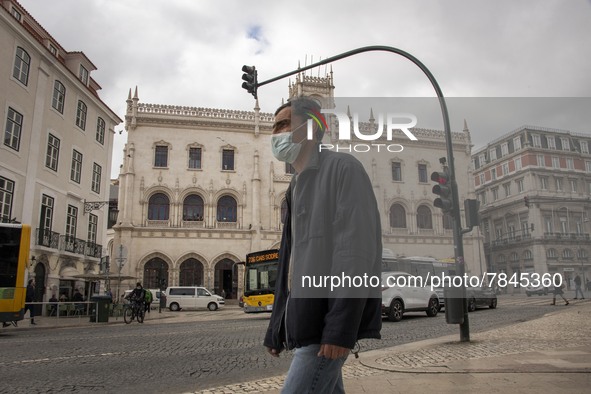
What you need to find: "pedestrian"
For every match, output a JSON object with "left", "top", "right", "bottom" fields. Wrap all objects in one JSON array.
[
  {"left": 573, "top": 274, "right": 584, "bottom": 299},
  {"left": 264, "top": 97, "right": 382, "bottom": 393},
  {"left": 25, "top": 278, "right": 37, "bottom": 324},
  {"left": 586, "top": 279, "right": 591, "bottom": 292},
  {"left": 551, "top": 281, "right": 569, "bottom": 306},
  {"left": 49, "top": 294, "right": 58, "bottom": 316}
]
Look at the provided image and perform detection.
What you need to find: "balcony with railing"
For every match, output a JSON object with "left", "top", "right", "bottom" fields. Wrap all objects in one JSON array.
[
  {"left": 60, "top": 235, "right": 87, "bottom": 255},
  {"left": 36, "top": 228, "right": 60, "bottom": 249},
  {"left": 85, "top": 242, "right": 102, "bottom": 258}
]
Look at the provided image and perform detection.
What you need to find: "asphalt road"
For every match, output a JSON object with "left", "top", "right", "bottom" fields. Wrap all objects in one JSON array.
[{"left": 0, "top": 294, "right": 560, "bottom": 393}]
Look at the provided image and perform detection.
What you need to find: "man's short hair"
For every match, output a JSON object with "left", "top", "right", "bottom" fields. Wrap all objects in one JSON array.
[{"left": 274, "top": 96, "right": 326, "bottom": 141}]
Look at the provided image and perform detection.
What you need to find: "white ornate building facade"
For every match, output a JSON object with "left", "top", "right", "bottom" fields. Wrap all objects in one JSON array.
[
  {"left": 473, "top": 126, "right": 591, "bottom": 291},
  {"left": 112, "top": 73, "right": 483, "bottom": 298},
  {"left": 1, "top": 1, "right": 121, "bottom": 302}
]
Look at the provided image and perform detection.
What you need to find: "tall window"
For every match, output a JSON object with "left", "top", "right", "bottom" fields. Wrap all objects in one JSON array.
[
  {"left": 39, "top": 195, "right": 54, "bottom": 231},
  {"left": 489, "top": 149, "right": 497, "bottom": 161},
  {"left": 91, "top": 163, "right": 102, "bottom": 193},
  {"left": 537, "top": 154, "right": 545, "bottom": 167},
  {"left": 0, "top": 176, "right": 14, "bottom": 222},
  {"left": 389, "top": 203, "right": 406, "bottom": 228},
  {"left": 516, "top": 179, "right": 524, "bottom": 193},
  {"left": 76, "top": 100, "right": 87, "bottom": 130},
  {"left": 222, "top": 149, "right": 234, "bottom": 171},
  {"left": 513, "top": 136, "right": 521, "bottom": 151},
  {"left": 148, "top": 193, "right": 169, "bottom": 220},
  {"left": 13, "top": 47, "right": 30, "bottom": 85},
  {"left": 503, "top": 182, "right": 511, "bottom": 197},
  {"left": 566, "top": 158, "right": 574, "bottom": 170},
  {"left": 79, "top": 65, "right": 88, "bottom": 85},
  {"left": 52, "top": 81, "right": 66, "bottom": 113},
  {"left": 183, "top": 195, "right": 204, "bottom": 221},
  {"left": 570, "top": 179, "right": 577, "bottom": 193},
  {"left": 532, "top": 134, "right": 541, "bottom": 148},
  {"left": 416, "top": 205, "right": 432, "bottom": 229},
  {"left": 87, "top": 213, "right": 98, "bottom": 243},
  {"left": 547, "top": 136, "right": 556, "bottom": 149},
  {"left": 154, "top": 146, "right": 168, "bottom": 167},
  {"left": 70, "top": 150, "right": 82, "bottom": 183},
  {"left": 560, "top": 137, "right": 570, "bottom": 151},
  {"left": 188, "top": 147, "right": 202, "bottom": 169},
  {"left": 501, "top": 142, "right": 508, "bottom": 156},
  {"left": 515, "top": 157, "right": 522, "bottom": 171},
  {"left": 4, "top": 107, "right": 23, "bottom": 151},
  {"left": 551, "top": 156, "right": 560, "bottom": 169},
  {"left": 96, "top": 117, "right": 105, "bottom": 144},
  {"left": 45, "top": 134, "right": 60, "bottom": 171},
  {"left": 492, "top": 187, "right": 499, "bottom": 201},
  {"left": 502, "top": 162, "right": 509, "bottom": 175},
  {"left": 65, "top": 205, "right": 78, "bottom": 239},
  {"left": 581, "top": 141, "right": 589, "bottom": 154},
  {"left": 418, "top": 164, "right": 427, "bottom": 183},
  {"left": 540, "top": 176, "right": 548, "bottom": 190},
  {"left": 217, "top": 195, "right": 237, "bottom": 222},
  {"left": 555, "top": 177, "right": 563, "bottom": 191},
  {"left": 391, "top": 162, "right": 402, "bottom": 181}
]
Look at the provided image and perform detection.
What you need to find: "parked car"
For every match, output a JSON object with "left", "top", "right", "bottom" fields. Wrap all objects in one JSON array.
[
  {"left": 381, "top": 271, "right": 440, "bottom": 322},
  {"left": 466, "top": 285, "right": 497, "bottom": 311},
  {"left": 165, "top": 286, "right": 225, "bottom": 311},
  {"left": 525, "top": 285, "right": 550, "bottom": 296}
]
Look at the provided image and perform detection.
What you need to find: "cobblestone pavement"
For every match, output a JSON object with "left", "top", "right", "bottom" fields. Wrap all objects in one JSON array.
[{"left": 188, "top": 298, "right": 591, "bottom": 394}]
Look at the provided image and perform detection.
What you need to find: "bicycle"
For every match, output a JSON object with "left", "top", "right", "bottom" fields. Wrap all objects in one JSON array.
[{"left": 123, "top": 299, "right": 145, "bottom": 324}]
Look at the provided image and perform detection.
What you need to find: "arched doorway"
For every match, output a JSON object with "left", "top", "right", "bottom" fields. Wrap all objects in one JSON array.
[
  {"left": 214, "top": 258, "right": 237, "bottom": 298},
  {"left": 144, "top": 257, "right": 169, "bottom": 289},
  {"left": 179, "top": 258, "right": 204, "bottom": 286}
]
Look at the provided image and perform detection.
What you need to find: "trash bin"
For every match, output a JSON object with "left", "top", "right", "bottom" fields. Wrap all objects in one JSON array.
[{"left": 90, "top": 295, "right": 112, "bottom": 323}]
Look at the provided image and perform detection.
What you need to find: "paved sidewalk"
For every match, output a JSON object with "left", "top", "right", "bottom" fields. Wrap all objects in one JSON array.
[{"left": 194, "top": 299, "right": 591, "bottom": 394}]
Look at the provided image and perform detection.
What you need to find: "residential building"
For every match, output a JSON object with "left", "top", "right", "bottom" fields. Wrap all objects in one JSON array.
[
  {"left": 0, "top": 1, "right": 121, "bottom": 302},
  {"left": 473, "top": 126, "right": 591, "bottom": 291}
]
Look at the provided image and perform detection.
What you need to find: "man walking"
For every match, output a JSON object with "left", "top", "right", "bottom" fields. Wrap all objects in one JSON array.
[
  {"left": 25, "top": 278, "right": 37, "bottom": 325},
  {"left": 264, "top": 97, "right": 382, "bottom": 393}
]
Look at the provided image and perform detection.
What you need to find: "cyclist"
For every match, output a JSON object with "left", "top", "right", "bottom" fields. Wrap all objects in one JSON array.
[{"left": 125, "top": 282, "right": 146, "bottom": 322}]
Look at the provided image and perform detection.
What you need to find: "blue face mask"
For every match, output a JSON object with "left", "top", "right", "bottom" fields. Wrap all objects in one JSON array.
[{"left": 271, "top": 131, "right": 302, "bottom": 163}]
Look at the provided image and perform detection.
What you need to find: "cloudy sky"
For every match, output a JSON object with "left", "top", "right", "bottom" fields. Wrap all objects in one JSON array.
[{"left": 17, "top": 0, "right": 591, "bottom": 178}]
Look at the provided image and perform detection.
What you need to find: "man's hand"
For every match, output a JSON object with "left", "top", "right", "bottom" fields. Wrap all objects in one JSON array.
[
  {"left": 317, "top": 344, "right": 349, "bottom": 359},
  {"left": 267, "top": 347, "right": 282, "bottom": 357}
]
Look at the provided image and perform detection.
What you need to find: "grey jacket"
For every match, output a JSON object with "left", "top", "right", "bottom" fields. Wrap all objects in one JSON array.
[{"left": 264, "top": 149, "right": 382, "bottom": 350}]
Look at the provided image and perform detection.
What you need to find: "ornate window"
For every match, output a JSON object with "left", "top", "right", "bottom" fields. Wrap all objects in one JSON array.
[
  {"left": 183, "top": 195, "right": 204, "bottom": 221},
  {"left": 217, "top": 195, "right": 237, "bottom": 222},
  {"left": 148, "top": 193, "right": 169, "bottom": 220},
  {"left": 416, "top": 205, "right": 432, "bottom": 229},
  {"left": 389, "top": 203, "right": 406, "bottom": 228}
]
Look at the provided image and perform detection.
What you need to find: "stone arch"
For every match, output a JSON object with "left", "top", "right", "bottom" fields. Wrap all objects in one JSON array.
[
  {"left": 176, "top": 252, "right": 207, "bottom": 287},
  {"left": 212, "top": 252, "right": 241, "bottom": 299}
]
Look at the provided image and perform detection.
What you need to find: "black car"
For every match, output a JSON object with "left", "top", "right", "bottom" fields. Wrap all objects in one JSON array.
[{"left": 466, "top": 285, "right": 497, "bottom": 311}]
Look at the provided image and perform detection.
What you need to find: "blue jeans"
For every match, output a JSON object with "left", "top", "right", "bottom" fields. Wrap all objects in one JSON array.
[{"left": 282, "top": 344, "right": 347, "bottom": 394}]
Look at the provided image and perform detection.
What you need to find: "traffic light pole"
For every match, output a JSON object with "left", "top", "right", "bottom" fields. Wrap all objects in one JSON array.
[{"left": 243, "top": 45, "right": 470, "bottom": 342}]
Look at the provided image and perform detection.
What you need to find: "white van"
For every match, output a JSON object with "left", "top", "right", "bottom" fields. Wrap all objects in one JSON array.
[{"left": 165, "top": 286, "right": 224, "bottom": 311}]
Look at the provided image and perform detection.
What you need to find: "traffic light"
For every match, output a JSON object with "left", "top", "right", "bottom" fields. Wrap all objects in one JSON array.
[
  {"left": 524, "top": 196, "right": 530, "bottom": 208},
  {"left": 431, "top": 170, "right": 453, "bottom": 213},
  {"left": 241, "top": 65, "right": 258, "bottom": 98}
]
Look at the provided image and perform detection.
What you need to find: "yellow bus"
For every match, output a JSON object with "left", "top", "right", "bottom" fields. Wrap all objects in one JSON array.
[
  {"left": 243, "top": 249, "right": 279, "bottom": 313},
  {"left": 0, "top": 223, "right": 30, "bottom": 326}
]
